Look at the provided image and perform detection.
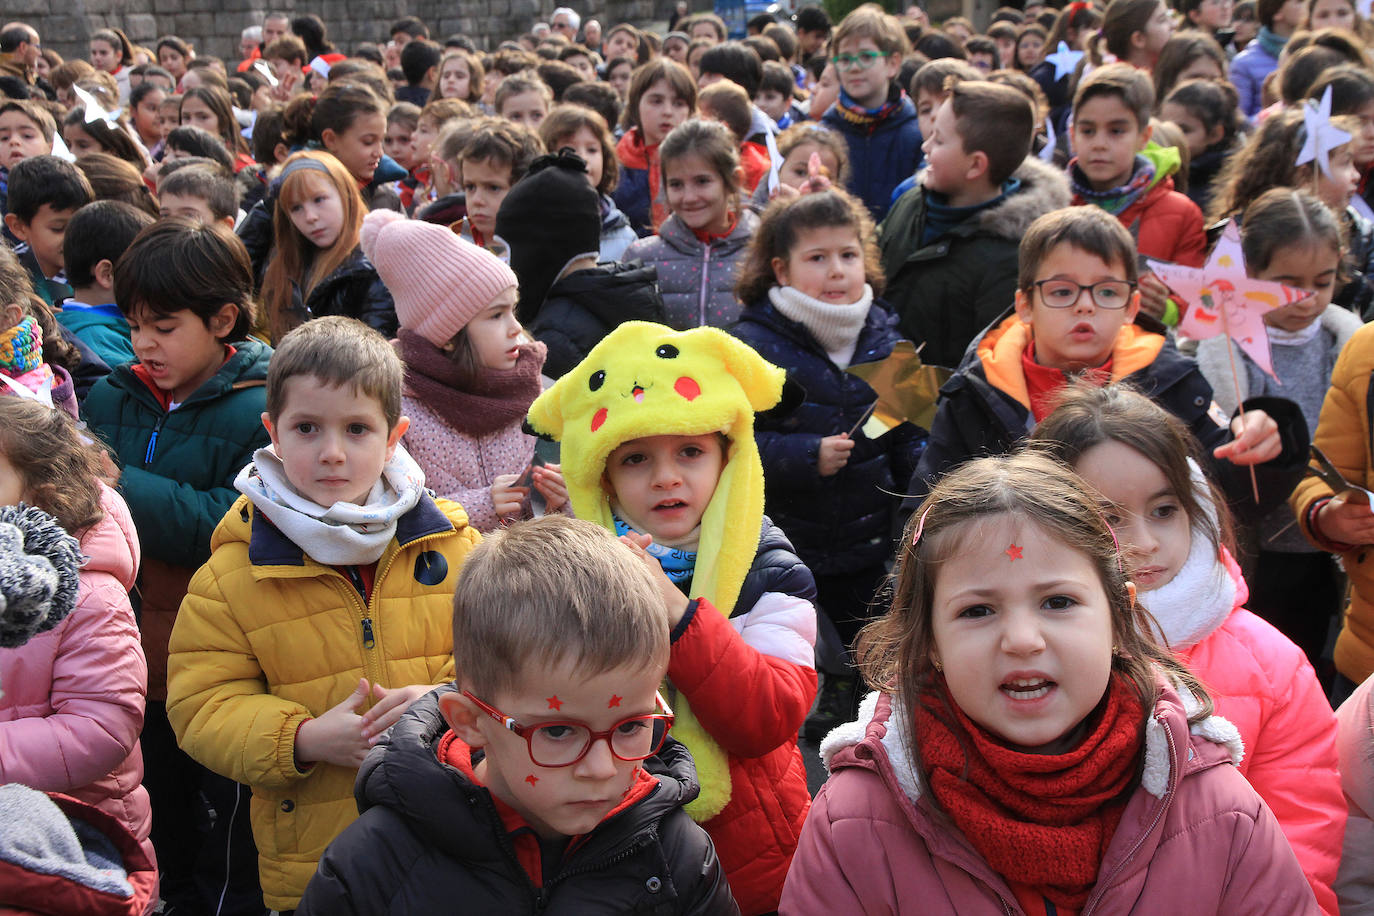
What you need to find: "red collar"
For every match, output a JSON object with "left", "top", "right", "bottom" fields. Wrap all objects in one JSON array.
[
  {"left": 691, "top": 214, "right": 737, "bottom": 244},
  {"left": 1020, "top": 341, "right": 1111, "bottom": 422},
  {"left": 131, "top": 343, "right": 236, "bottom": 409}
]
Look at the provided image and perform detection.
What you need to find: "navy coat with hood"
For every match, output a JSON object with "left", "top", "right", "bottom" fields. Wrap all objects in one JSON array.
[
  {"left": 526, "top": 260, "right": 667, "bottom": 380},
  {"left": 822, "top": 93, "right": 924, "bottom": 222}
]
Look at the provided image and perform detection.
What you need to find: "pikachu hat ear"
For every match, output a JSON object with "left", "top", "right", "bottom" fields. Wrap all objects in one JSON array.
[
  {"left": 526, "top": 377, "right": 566, "bottom": 442},
  {"left": 691, "top": 326, "right": 786, "bottom": 413}
]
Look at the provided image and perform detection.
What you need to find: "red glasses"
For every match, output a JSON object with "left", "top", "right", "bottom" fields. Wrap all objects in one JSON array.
[{"left": 462, "top": 690, "right": 675, "bottom": 768}]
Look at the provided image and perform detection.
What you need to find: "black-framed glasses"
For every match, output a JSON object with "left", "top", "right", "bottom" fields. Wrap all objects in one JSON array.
[
  {"left": 462, "top": 689, "right": 675, "bottom": 768},
  {"left": 1032, "top": 278, "right": 1136, "bottom": 309},
  {"left": 830, "top": 50, "right": 890, "bottom": 71}
]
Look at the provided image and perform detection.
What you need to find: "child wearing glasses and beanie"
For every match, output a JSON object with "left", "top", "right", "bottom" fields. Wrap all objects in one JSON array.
[
  {"left": 296, "top": 516, "right": 737, "bottom": 916},
  {"left": 907, "top": 206, "right": 1306, "bottom": 518}
]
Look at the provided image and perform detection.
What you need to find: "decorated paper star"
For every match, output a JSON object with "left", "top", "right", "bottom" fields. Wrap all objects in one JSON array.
[
  {"left": 845, "top": 340, "right": 952, "bottom": 435},
  {"left": 545, "top": 695, "right": 563, "bottom": 711},
  {"left": 1149, "top": 222, "right": 1312, "bottom": 380},
  {"left": 72, "top": 83, "right": 121, "bottom": 127},
  {"left": 1296, "top": 85, "right": 1352, "bottom": 179},
  {"left": 525, "top": 774, "right": 539, "bottom": 787},
  {"left": 1046, "top": 41, "right": 1085, "bottom": 82},
  {"left": 607, "top": 694, "right": 622, "bottom": 708},
  {"left": 50, "top": 132, "right": 75, "bottom": 163},
  {"left": 1005, "top": 543, "right": 1024, "bottom": 561}
]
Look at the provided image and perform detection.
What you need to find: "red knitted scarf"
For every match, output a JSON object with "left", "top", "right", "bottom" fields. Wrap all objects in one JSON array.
[{"left": 916, "top": 675, "right": 1145, "bottom": 909}]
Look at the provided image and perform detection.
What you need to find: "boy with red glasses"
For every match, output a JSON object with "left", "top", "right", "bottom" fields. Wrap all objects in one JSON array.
[{"left": 297, "top": 516, "right": 737, "bottom": 915}]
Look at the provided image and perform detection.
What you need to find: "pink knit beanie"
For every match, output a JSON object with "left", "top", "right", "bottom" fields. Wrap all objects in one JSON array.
[{"left": 360, "top": 209, "right": 518, "bottom": 347}]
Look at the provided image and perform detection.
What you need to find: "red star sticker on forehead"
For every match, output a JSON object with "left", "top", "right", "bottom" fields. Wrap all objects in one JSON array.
[
  {"left": 1005, "top": 543, "right": 1024, "bottom": 561},
  {"left": 608, "top": 695, "right": 622, "bottom": 708},
  {"left": 546, "top": 695, "right": 563, "bottom": 711},
  {"left": 525, "top": 774, "right": 539, "bottom": 787}
]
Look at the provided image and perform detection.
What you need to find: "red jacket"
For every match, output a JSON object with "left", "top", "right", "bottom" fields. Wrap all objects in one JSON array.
[
  {"left": 781, "top": 683, "right": 1317, "bottom": 915},
  {"left": 1075, "top": 176, "right": 1206, "bottom": 267}
]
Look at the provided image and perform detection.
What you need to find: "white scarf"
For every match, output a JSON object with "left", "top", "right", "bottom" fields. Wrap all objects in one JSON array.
[
  {"left": 769, "top": 283, "right": 874, "bottom": 369},
  {"left": 1266, "top": 317, "right": 1325, "bottom": 347},
  {"left": 234, "top": 444, "right": 426, "bottom": 566},
  {"left": 1137, "top": 460, "right": 1236, "bottom": 650}
]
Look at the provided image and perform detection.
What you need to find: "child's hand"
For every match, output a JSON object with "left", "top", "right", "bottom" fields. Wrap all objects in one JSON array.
[
  {"left": 1317, "top": 492, "right": 1374, "bottom": 545},
  {"left": 491, "top": 473, "right": 530, "bottom": 521},
  {"left": 1137, "top": 273, "right": 1171, "bottom": 321},
  {"left": 618, "top": 532, "right": 691, "bottom": 626},
  {"left": 532, "top": 463, "right": 569, "bottom": 512},
  {"left": 818, "top": 434, "right": 855, "bottom": 476},
  {"left": 1214, "top": 409, "right": 1281, "bottom": 466},
  {"left": 771, "top": 182, "right": 801, "bottom": 203},
  {"left": 295, "top": 678, "right": 372, "bottom": 769},
  {"left": 360, "top": 683, "right": 436, "bottom": 745}
]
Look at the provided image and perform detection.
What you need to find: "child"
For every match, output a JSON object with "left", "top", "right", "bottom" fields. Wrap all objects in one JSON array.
[
  {"left": 781, "top": 451, "right": 1318, "bottom": 914},
  {"left": 296, "top": 517, "right": 736, "bottom": 914},
  {"left": 820, "top": 4, "right": 923, "bottom": 221},
  {"left": 910, "top": 206, "right": 1297, "bottom": 511},
  {"left": 1233, "top": 0, "right": 1305, "bottom": 115},
  {"left": 732, "top": 189, "right": 925, "bottom": 738},
  {"left": 436, "top": 49, "right": 483, "bottom": 104},
  {"left": 0, "top": 100, "right": 56, "bottom": 184},
  {"left": 539, "top": 104, "right": 639, "bottom": 262},
  {"left": 1152, "top": 33, "right": 1229, "bottom": 102},
  {"left": 495, "top": 73, "right": 552, "bottom": 129},
  {"left": 179, "top": 85, "right": 253, "bottom": 172},
  {"left": 259, "top": 152, "right": 397, "bottom": 342},
  {"left": 1070, "top": 63, "right": 1206, "bottom": 322},
  {"left": 1159, "top": 78, "right": 1244, "bottom": 211},
  {"left": 908, "top": 58, "right": 981, "bottom": 149},
  {"left": 0, "top": 399, "right": 154, "bottom": 868},
  {"left": 81, "top": 217, "right": 271, "bottom": 916},
  {"left": 403, "top": 96, "right": 474, "bottom": 211},
  {"left": 165, "top": 316, "right": 482, "bottom": 912},
  {"left": 495, "top": 151, "right": 667, "bottom": 378},
  {"left": 384, "top": 100, "right": 420, "bottom": 173},
  {"left": 295, "top": 82, "right": 402, "bottom": 210},
  {"left": 613, "top": 58, "right": 696, "bottom": 236},
  {"left": 1035, "top": 384, "right": 1345, "bottom": 912},
  {"left": 156, "top": 161, "right": 238, "bottom": 227},
  {"left": 880, "top": 80, "right": 1071, "bottom": 369},
  {"left": 527, "top": 321, "right": 818, "bottom": 915},
  {"left": 4, "top": 155, "right": 95, "bottom": 305},
  {"left": 129, "top": 81, "right": 167, "bottom": 154},
  {"left": 698, "top": 80, "right": 773, "bottom": 195},
  {"left": 757, "top": 59, "right": 800, "bottom": 128},
  {"left": 456, "top": 120, "right": 544, "bottom": 250},
  {"left": 624, "top": 119, "right": 758, "bottom": 330},
  {"left": 89, "top": 27, "right": 134, "bottom": 102},
  {"left": 1096, "top": 0, "right": 1176, "bottom": 71},
  {"left": 768, "top": 123, "right": 850, "bottom": 204},
  {"left": 1197, "top": 190, "right": 1360, "bottom": 673},
  {"left": 60, "top": 200, "right": 154, "bottom": 368},
  {"left": 360, "top": 208, "right": 568, "bottom": 528},
  {"left": 62, "top": 90, "right": 148, "bottom": 171}
]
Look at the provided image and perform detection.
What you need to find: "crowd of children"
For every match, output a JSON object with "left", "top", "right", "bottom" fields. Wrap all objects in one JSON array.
[{"left": 5, "top": 0, "right": 1374, "bottom": 912}]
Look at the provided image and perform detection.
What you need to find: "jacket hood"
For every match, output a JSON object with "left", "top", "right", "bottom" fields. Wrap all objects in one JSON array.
[
  {"left": 658, "top": 207, "right": 760, "bottom": 258},
  {"left": 976, "top": 156, "right": 1073, "bottom": 240},
  {"left": 616, "top": 128, "right": 651, "bottom": 170},
  {"left": 545, "top": 261, "right": 665, "bottom": 325},
  {"left": 1141, "top": 141, "right": 1182, "bottom": 186},
  {"left": 80, "top": 483, "right": 140, "bottom": 593},
  {"left": 355, "top": 687, "right": 701, "bottom": 862}
]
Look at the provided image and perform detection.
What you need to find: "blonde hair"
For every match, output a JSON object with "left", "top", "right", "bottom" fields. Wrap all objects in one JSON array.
[
  {"left": 451, "top": 516, "right": 670, "bottom": 696},
  {"left": 261, "top": 152, "right": 366, "bottom": 341},
  {"left": 832, "top": 3, "right": 912, "bottom": 56},
  {"left": 0, "top": 399, "right": 104, "bottom": 535}
]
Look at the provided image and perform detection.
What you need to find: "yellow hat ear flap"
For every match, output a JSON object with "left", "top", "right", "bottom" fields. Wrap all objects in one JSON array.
[
  {"left": 697, "top": 328, "right": 786, "bottom": 412},
  {"left": 526, "top": 383, "right": 566, "bottom": 441}
]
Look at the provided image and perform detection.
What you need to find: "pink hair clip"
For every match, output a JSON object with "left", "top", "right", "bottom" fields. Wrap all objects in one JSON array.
[{"left": 911, "top": 506, "right": 931, "bottom": 547}]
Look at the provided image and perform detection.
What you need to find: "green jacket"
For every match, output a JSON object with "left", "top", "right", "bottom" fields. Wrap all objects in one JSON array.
[
  {"left": 57, "top": 304, "right": 135, "bottom": 370},
  {"left": 82, "top": 339, "right": 273, "bottom": 568}
]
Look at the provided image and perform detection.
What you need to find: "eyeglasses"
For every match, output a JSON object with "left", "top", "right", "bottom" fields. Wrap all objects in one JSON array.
[
  {"left": 830, "top": 50, "right": 890, "bottom": 71},
  {"left": 1032, "top": 278, "right": 1136, "bottom": 309},
  {"left": 462, "top": 689, "right": 675, "bottom": 768}
]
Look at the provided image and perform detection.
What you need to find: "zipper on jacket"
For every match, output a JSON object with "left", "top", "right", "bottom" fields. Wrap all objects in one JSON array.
[
  {"left": 699, "top": 244, "right": 712, "bottom": 326},
  {"left": 143, "top": 413, "right": 167, "bottom": 465},
  {"left": 361, "top": 617, "right": 376, "bottom": 649}
]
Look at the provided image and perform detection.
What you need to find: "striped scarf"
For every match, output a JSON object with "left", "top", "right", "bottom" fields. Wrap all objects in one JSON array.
[{"left": 833, "top": 85, "right": 907, "bottom": 135}]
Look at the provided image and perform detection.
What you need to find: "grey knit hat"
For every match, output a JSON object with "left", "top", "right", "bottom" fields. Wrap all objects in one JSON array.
[{"left": 0, "top": 505, "right": 82, "bottom": 650}]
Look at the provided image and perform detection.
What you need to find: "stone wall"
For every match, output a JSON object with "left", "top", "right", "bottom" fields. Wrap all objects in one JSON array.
[{"left": 23, "top": 0, "right": 687, "bottom": 72}]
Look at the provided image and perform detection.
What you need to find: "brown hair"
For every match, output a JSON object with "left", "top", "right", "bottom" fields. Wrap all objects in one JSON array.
[
  {"left": 113, "top": 216, "right": 256, "bottom": 339},
  {"left": 0, "top": 399, "right": 105, "bottom": 535},
  {"left": 451, "top": 516, "right": 670, "bottom": 697},
  {"left": 1163, "top": 78, "right": 1242, "bottom": 150},
  {"left": 856, "top": 452, "right": 1213, "bottom": 773},
  {"left": 736, "top": 188, "right": 882, "bottom": 303},
  {"left": 495, "top": 73, "right": 553, "bottom": 115},
  {"left": 909, "top": 57, "right": 981, "bottom": 99},
  {"left": 1206, "top": 107, "right": 1358, "bottom": 221},
  {"left": 1152, "top": 33, "right": 1229, "bottom": 101},
  {"left": 659, "top": 118, "right": 742, "bottom": 216},
  {"left": 697, "top": 80, "right": 753, "bottom": 142},
  {"left": 263, "top": 35, "right": 307, "bottom": 66},
  {"left": 622, "top": 58, "right": 697, "bottom": 132},
  {"left": 459, "top": 121, "right": 545, "bottom": 186},
  {"left": 1044, "top": 2, "right": 1103, "bottom": 57},
  {"left": 1073, "top": 61, "right": 1155, "bottom": 129},
  {"left": 1013, "top": 24, "right": 1048, "bottom": 72},
  {"left": 776, "top": 122, "right": 851, "bottom": 184},
  {"left": 1240, "top": 187, "right": 1343, "bottom": 273},
  {"left": 0, "top": 100, "right": 55, "bottom": 143},
  {"left": 266, "top": 315, "right": 403, "bottom": 427},
  {"left": 949, "top": 80, "right": 1034, "bottom": 185},
  {"left": 987, "top": 68, "right": 1052, "bottom": 125},
  {"left": 438, "top": 49, "right": 485, "bottom": 103},
  {"left": 419, "top": 96, "right": 474, "bottom": 129},
  {"left": 261, "top": 152, "right": 366, "bottom": 342},
  {"left": 62, "top": 89, "right": 148, "bottom": 170},
  {"left": 539, "top": 104, "right": 619, "bottom": 195},
  {"left": 1019, "top": 206, "right": 1139, "bottom": 290},
  {"left": 832, "top": 3, "right": 912, "bottom": 56},
  {"left": 50, "top": 61, "right": 96, "bottom": 95},
  {"left": 1101, "top": 0, "right": 1166, "bottom": 59},
  {"left": 1030, "top": 383, "right": 1232, "bottom": 558},
  {"left": 74, "top": 153, "right": 160, "bottom": 218},
  {"left": 182, "top": 85, "right": 250, "bottom": 155}
]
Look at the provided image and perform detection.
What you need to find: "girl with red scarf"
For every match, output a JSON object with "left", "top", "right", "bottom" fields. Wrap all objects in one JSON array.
[{"left": 780, "top": 452, "right": 1317, "bottom": 916}]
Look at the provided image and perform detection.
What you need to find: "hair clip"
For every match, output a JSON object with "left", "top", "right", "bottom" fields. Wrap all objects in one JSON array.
[
  {"left": 910, "top": 505, "right": 931, "bottom": 547},
  {"left": 1104, "top": 518, "right": 1124, "bottom": 573}
]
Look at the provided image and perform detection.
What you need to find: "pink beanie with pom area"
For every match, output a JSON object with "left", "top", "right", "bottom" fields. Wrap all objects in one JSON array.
[{"left": 360, "top": 209, "right": 518, "bottom": 347}]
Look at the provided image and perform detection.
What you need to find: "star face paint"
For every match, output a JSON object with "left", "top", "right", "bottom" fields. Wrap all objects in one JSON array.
[
  {"left": 608, "top": 694, "right": 622, "bottom": 708},
  {"left": 526, "top": 774, "right": 540, "bottom": 787},
  {"left": 1006, "top": 543, "right": 1024, "bottom": 561},
  {"left": 546, "top": 695, "right": 563, "bottom": 711}
]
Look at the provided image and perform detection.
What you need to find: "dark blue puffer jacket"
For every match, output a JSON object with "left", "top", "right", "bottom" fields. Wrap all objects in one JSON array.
[
  {"left": 732, "top": 297, "right": 925, "bottom": 574},
  {"left": 822, "top": 94, "right": 923, "bottom": 222}
]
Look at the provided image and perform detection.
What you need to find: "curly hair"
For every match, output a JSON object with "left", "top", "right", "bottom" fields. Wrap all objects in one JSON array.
[{"left": 735, "top": 188, "right": 882, "bottom": 304}]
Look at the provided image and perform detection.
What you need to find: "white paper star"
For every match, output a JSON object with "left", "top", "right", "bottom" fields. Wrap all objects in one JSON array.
[
  {"left": 71, "top": 83, "right": 121, "bottom": 127},
  {"left": 1296, "top": 85, "right": 1352, "bottom": 179},
  {"left": 50, "top": 132, "right": 75, "bottom": 163},
  {"left": 1046, "top": 41, "right": 1085, "bottom": 82}
]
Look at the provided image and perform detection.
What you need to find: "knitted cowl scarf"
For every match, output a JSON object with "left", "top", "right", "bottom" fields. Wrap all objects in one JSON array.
[{"left": 399, "top": 330, "right": 547, "bottom": 437}]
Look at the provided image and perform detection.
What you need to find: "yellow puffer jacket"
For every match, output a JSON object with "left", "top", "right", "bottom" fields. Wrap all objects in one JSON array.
[
  {"left": 1292, "top": 320, "right": 1374, "bottom": 684},
  {"left": 166, "top": 493, "right": 479, "bottom": 910}
]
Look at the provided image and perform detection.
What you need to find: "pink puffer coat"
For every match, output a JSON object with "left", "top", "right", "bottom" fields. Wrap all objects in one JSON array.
[
  {"left": 0, "top": 483, "right": 153, "bottom": 866},
  {"left": 780, "top": 682, "right": 1317, "bottom": 915}
]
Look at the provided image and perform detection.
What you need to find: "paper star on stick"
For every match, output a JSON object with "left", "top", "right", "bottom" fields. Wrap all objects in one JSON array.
[
  {"left": 1046, "top": 41, "right": 1085, "bottom": 81},
  {"left": 1149, "top": 221, "right": 1312, "bottom": 381},
  {"left": 71, "top": 84, "right": 122, "bottom": 127},
  {"left": 845, "top": 340, "right": 952, "bottom": 435},
  {"left": 1296, "top": 85, "right": 1352, "bottom": 179}
]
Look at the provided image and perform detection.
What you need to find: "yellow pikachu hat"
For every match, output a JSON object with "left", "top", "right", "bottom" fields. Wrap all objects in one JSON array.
[{"left": 527, "top": 321, "right": 786, "bottom": 821}]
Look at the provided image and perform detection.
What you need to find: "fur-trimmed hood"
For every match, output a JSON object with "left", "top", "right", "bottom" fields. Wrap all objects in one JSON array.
[{"left": 975, "top": 155, "right": 1073, "bottom": 241}]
